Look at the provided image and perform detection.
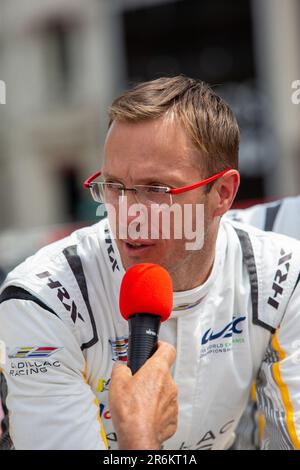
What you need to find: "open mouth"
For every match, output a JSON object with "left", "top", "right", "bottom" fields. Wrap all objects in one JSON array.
[{"left": 122, "top": 240, "right": 155, "bottom": 255}]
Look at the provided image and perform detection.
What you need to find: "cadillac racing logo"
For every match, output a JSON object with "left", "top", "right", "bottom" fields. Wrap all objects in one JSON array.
[
  {"left": 109, "top": 336, "right": 128, "bottom": 362},
  {"left": 8, "top": 346, "right": 62, "bottom": 376},
  {"left": 9, "top": 360, "right": 61, "bottom": 376},
  {"left": 8, "top": 347, "right": 62, "bottom": 359}
]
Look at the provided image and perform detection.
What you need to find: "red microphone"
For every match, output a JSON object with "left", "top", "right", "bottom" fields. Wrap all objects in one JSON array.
[{"left": 119, "top": 263, "right": 173, "bottom": 374}]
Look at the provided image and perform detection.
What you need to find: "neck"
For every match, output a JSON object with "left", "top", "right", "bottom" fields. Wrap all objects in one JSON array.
[
  {"left": 171, "top": 222, "right": 218, "bottom": 292},
  {"left": 171, "top": 246, "right": 216, "bottom": 292}
]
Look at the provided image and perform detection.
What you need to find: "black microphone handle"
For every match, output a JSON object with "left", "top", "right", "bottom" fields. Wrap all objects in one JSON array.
[{"left": 127, "top": 313, "right": 161, "bottom": 374}]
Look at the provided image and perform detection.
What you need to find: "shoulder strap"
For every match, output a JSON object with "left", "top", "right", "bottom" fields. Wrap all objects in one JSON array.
[
  {"left": 0, "top": 286, "right": 57, "bottom": 317},
  {"left": 234, "top": 228, "right": 275, "bottom": 333},
  {"left": 234, "top": 226, "right": 299, "bottom": 333}
]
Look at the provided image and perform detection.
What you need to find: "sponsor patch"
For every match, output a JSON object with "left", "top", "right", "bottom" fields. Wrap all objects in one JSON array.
[
  {"left": 201, "top": 316, "right": 246, "bottom": 346},
  {"left": 267, "top": 248, "right": 292, "bottom": 310},
  {"left": 173, "top": 298, "right": 202, "bottom": 312},
  {"left": 8, "top": 347, "right": 62, "bottom": 359},
  {"left": 104, "top": 226, "right": 120, "bottom": 273},
  {"left": 36, "top": 270, "right": 85, "bottom": 324},
  {"left": 9, "top": 360, "right": 61, "bottom": 376},
  {"left": 179, "top": 419, "right": 235, "bottom": 450},
  {"left": 200, "top": 316, "right": 246, "bottom": 358},
  {"left": 96, "top": 378, "right": 111, "bottom": 393},
  {"left": 100, "top": 403, "right": 112, "bottom": 420},
  {"left": 109, "top": 337, "right": 128, "bottom": 362}
]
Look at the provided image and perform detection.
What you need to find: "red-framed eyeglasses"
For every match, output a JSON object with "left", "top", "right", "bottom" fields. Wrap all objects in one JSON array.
[
  {"left": 83, "top": 168, "right": 231, "bottom": 195},
  {"left": 83, "top": 168, "right": 232, "bottom": 206}
]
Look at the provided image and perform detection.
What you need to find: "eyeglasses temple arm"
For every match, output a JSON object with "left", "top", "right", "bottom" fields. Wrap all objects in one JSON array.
[
  {"left": 169, "top": 168, "right": 232, "bottom": 195},
  {"left": 83, "top": 171, "right": 102, "bottom": 188}
]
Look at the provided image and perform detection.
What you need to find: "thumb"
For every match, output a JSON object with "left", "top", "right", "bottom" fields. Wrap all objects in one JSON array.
[
  {"left": 110, "top": 362, "right": 133, "bottom": 388},
  {"left": 151, "top": 340, "right": 176, "bottom": 368}
]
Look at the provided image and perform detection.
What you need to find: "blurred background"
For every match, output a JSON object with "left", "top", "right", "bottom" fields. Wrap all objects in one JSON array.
[{"left": 0, "top": 0, "right": 299, "bottom": 275}]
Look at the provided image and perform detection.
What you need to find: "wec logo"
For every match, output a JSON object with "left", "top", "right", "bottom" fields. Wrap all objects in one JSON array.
[
  {"left": 201, "top": 316, "right": 246, "bottom": 345},
  {"left": 0, "top": 80, "right": 6, "bottom": 104}
]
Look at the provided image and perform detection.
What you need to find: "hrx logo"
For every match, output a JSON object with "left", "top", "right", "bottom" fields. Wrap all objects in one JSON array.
[{"left": 267, "top": 248, "right": 292, "bottom": 310}]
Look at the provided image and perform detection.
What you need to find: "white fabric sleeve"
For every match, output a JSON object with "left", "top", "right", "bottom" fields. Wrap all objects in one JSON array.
[
  {"left": 0, "top": 299, "right": 107, "bottom": 450},
  {"left": 256, "top": 281, "right": 300, "bottom": 450}
]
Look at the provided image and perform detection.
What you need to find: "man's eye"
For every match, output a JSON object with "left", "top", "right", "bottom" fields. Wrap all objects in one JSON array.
[
  {"left": 143, "top": 186, "right": 167, "bottom": 194},
  {"left": 148, "top": 187, "right": 165, "bottom": 193},
  {"left": 106, "top": 182, "right": 122, "bottom": 190},
  {"left": 148, "top": 182, "right": 174, "bottom": 189}
]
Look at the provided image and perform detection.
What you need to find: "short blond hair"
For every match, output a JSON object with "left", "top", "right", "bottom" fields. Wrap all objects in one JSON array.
[{"left": 108, "top": 75, "right": 239, "bottom": 176}]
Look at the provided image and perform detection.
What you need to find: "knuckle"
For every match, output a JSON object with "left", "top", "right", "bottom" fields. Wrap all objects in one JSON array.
[
  {"left": 155, "top": 361, "right": 169, "bottom": 376},
  {"left": 164, "top": 343, "right": 176, "bottom": 363},
  {"left": 168, "top": 343, "right": 176, "bottom": 357}
]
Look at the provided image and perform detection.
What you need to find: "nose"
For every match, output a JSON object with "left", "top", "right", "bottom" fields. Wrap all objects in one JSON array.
[
  {"left": 119, "top": 189, "right": 149, "bottom": 238},
  {"left": 121, "top": 188, "right": 139, "bottom": 207}
]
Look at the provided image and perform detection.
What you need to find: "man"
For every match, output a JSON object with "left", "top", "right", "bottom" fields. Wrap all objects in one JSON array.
[{"left": 1, "top": 76, "right": 300, "bottom": 450}]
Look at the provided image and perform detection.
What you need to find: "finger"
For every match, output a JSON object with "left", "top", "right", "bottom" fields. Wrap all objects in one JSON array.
[
  {"left": 110, "top": 362, "right": 132, "bottom": 388},
  {"left": 159, "top": 421, "right": 178, "bottom": 443},
  {"left": 152, "top": 341, "right": 176, "bottom": 368},
  {"left": 156, "top": 399, "right": 179, "bottom": 442},
  {"left": 161, "top": 398, "right": 179, "bottom": 423}
]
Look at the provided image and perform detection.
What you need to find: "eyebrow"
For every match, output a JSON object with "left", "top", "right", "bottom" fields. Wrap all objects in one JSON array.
[
  {"left": 103, "top": 173, "right": 163, "bottom": 184},
  {"left": 102, "top": 172, "right": 183, "bottom": 187},
  {"left": 102, "top": 172, "right": 119, "bottom": 180}
]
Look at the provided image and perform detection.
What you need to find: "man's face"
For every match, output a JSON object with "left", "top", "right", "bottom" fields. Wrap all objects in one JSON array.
[{"left": 102, "top": 116, "right": 214, "bottom": 281}]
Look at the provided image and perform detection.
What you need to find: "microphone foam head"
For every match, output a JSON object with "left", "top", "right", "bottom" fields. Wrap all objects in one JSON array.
[{"left": 119, "top": 263, "right": 173, "bottom": 322}]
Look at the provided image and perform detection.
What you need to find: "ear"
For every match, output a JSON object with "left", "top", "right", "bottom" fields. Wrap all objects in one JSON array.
[{"left": 213, "top": 170, "right": 240, "bottom": 217}]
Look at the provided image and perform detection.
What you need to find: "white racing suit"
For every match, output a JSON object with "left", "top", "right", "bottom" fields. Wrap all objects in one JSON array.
[
  {"left": 225, "top": 195, "right": 300, "bottom": 449},
  {"left": 0, "top": 217, "right": 300, "bottom": 450}
]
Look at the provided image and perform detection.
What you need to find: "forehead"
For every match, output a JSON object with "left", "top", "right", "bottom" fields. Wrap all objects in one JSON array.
[{"left": 103, "top": 117, "right": 202, "bottom": 177}]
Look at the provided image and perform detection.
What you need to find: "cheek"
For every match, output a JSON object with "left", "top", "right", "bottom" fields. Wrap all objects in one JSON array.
[{"left": 106, "top": 204, "right": 119, "bottom": 238}]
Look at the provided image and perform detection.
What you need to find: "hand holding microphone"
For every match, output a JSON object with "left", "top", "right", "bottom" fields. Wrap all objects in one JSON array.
[{"left": 109, "top": 263, "right": 178, "bottom": 449}]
